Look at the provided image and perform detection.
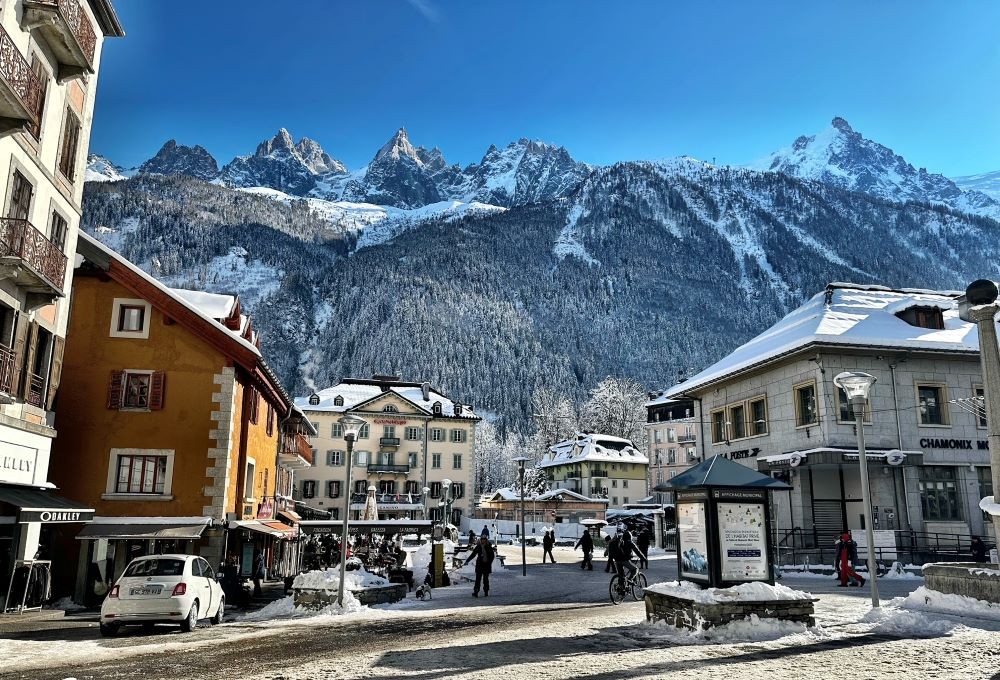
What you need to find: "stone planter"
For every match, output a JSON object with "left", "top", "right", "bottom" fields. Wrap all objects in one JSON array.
[
  {"left": 293, "top": 584, "right": 407, "bottom": 609},
  {"left": 923, "top": 563, "right": 1000, "bottom": 603},
  {"left": 645, "top": 589, "right": 817, "bottom": 630}
]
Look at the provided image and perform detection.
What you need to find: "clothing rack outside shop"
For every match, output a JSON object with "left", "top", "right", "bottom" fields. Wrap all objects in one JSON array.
[{"left": 3, "top": 559, "right": 52, "bottom": 614}]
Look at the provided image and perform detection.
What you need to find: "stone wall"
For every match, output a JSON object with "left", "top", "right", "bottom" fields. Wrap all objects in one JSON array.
[
  {"left": 923, "top": 562, "right": 1000, "bottom": 603},
  {"left": 645, "top": 590, "right": 816, "bottom": 629}
]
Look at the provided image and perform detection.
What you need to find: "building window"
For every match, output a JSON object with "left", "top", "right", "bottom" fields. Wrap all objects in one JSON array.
[
  {"left": 453, "top": 454, "right": 462, "bottom": 469},
  {"left": 355, "top": 480, "right": 367, "bottom": 494},
  {"left": 382, "top": 404, "right": 399, "bottom": 413},
  {"left": 331, "top": 422, "right": 343, "bottom": 439},
  {"left": 7, "top": 169, "right": 33, "bottom": 220},
  {"left": 358, "top": 423, "right": 370, "bottom": 439},
  {"left": 48, "top": 211, "right": 67, "bottom": 250},
  {"left": 408, "top": 452, "right": 418, "bottom": 468},
  {"left": 432, "top": 453, "right": 442, "bottom": 469},
  {"left": 667, "top": 429, "right": 677, "bottom": 443},
  {"left": 450, "top": 429, "right": 466, "bottom": 443},
  {"left": 107, "top": 370, "right": 166, "bottom": 411},
  {"left": 793, "top": 381, "right": 818, "bottom": 427},
  {"left": 836, "top": 386, "right": 872, "bottom": 423},
  {"left": 333, "top": 395, "right": 344, "bottom": 406},
  {"left": 430, "top": 482, "right": 442, "bottom": 498},
  {"left": 728, "top": 403, "right": 746, "bottom": 440},
  {"left": 623, "top": 480, "right": 629, "bottom": 488},
  {"left": 896, "top": 305, "right": 945, "bottom": 330},
  {"left": 405, "top": 480, "right": 419, "bottom": 495},
  {"left": 379, "top": 480, "right": 396, "bottom": 494},
  {"left": 110, "top": 299, "right": 152, "bottom": 339},
  {"left": 327, "top": 481, "right": 341, "bottom": 498},
  {"left": 975, "top": 386, "right": 988, "bottom": 428},
  {"left": 654, "top": 430, "right": 662, "bottom": 444},
  {"left": 711, "top": 409, "right": 725, "bottom": 444},
  {"left": 432, "top": 402, "right": 442, "bottom": 415},
  {"left": 302, "top": 480, "right": 316, "bottom": 498},
  {"left": 668, "top": 448, "right": 676, "bottom": 464},
  {"left": 431, "top": 428, "right": 444, "bottom": 442},
  {"left": 115, "top": 454, "right": 167, "bottom": 494},
  {"left": 405, "top": 427, "right": 422, "bottom": 441},
  {"left": 919, "top": 466, "right": 961, "bottom": 521},
  {"left": 310, "top": 448, "right": 318, "bottom": 467},
  {"left": 118, "top": 305, "right": 145, "bottom": 333},
  {"left": 244, "top": 458, "right": 256, "bottom": 500},
  {"left": 353, "top": 450, "right": 369, "bottom": 466},
  {"left": 124, "top": 372, "right": 150, "bottom": 408},
  {"left": 327, "top": 450, "right": 342, "bottom": 466},
  {"left": 27, "top": 55, "right": 48, "bottom": 141},
  {"left": 57, "top": 107, "right": 82, "bottom": 181},
  {"left": 917, "top": 384, "right": 949, "bottom": 426},
  {"left": 749, "top": 397, "right": 768, "bottom": 435},
  {"left": 612, "top": 479, "right": 618, "bottom": 488},
  {"left": 248, "top": 388, "right": 260, "bottom": 424},
  {"left": 266, "top": 404, "right": 275, "bottom": 437}
]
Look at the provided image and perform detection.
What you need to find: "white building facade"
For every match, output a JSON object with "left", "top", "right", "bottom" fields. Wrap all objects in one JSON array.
[
  {"left": 666, "top": 283, "right": 996, "bottom": 554},
  {"left": 644, "top": 395, "right": 698, "bottom": 502},
  {"left": 539, "top": 433, "right": 649, "bottom": 508},
  {"left": 294, "top": 376, "right": 480, "bottom": 524}
]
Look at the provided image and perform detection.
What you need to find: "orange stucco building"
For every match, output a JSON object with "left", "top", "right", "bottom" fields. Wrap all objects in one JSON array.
[{"left": 49, "top": 233, "right": 297, "bottom": 602}]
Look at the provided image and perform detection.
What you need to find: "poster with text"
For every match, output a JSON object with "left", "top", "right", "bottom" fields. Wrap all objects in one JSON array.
[
  {"left": 717, "top": 502, "right": 768, "bottom": 581},
  {"left": 678, "top": 502, "right": 709, "bottom": 579}
]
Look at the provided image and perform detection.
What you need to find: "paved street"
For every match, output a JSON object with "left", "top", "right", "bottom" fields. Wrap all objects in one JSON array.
[{"left": 1, "top": 547, "right": 998, "bottom": 680}]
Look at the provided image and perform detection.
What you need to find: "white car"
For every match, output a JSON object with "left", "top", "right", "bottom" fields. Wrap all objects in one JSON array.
[{"left": 100, "top": 554, "right": 225, "bottom": 636}]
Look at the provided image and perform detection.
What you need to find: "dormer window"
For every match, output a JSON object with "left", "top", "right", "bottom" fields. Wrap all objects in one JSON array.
[
  {"left": 432, "top": 401, "right": 442, "bottom": 415},
  {"left": 454, "top": 404, "right": 463, "bottom": 416},
  {"left": 382, "top": 404, "right": 398, "bottom": 413},
  {"left": 308, "top": 393, "right": 320, "bottom": 406},
  {"left": 896, "top": 305, "right": 944, "bottom": 330},
  {"left": 333, "top": 395, "right": 344, "bottom": 407}
]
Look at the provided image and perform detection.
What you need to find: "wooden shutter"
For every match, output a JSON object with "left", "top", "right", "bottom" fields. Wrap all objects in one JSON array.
[
  {"left": 44, "top": 335, "right": 65, "bottom": 410},
  {"left": 148, "top": 371, "right": 166, "bottom": 410},
  {"left": 106, "top": 370, "right": 125, "bottom": 409},
  {"left": 20, "top": 322, "right": 38, "bottom": 401},
  {"left": 10, "top": 312, "right": 28, "bottom": 396}
]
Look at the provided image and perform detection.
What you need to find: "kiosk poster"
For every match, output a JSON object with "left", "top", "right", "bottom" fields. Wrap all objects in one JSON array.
[
  {"left": 717, "top": 502, "right": 768, "bottom": 581},
  {"left": 678, "top": 502, "right": 709, "bottom": 579}
]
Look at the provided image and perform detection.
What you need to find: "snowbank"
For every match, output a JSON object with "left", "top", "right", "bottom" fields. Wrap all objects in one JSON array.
[
  {"left": 292, "top": 568, "right": 389, "bottom": 591},
  {"left": 900, "top": 586, "right": 1000, "bottom": 621},
  {"left": 241, "top": 591, "right": 365, "bottom": 622},
  {"left": 861, "top": 607, "right": 956, "bottom": 637},
  {"left": 645, "top": 580, "right": 813, "bottom": 603},
  {"left": 643, "top": 613, "right": 822, "bottom": 645}
]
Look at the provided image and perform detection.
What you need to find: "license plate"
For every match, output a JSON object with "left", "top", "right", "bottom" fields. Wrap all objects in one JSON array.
[{"left": 129, "top": 586, "right": 162, "bottom": 596}]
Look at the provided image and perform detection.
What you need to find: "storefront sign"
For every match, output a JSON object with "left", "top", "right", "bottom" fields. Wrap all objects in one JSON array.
[
  {"left": 722, "top": 447, "right": 761, "bottom": 461},
  {"left": 677, "top": 502, "right": 710, "bottom": 580},
  {"left": 20, "top": 509, "right": 95, "bottom": 523},
  {"left": 0, "top": 445, "right": 38, "bottom": 485},
  {"left": 716, "top": 502, "right": 768, "bottom": 581},
  {"left": 919, "top": 438, "right": 988, "bottom": 450},
  {"left": 374, "top": 418, "right": 407, "bottom": 425},
  {"left": 257, "top": 498, "right": 275, "bottom": 520}
]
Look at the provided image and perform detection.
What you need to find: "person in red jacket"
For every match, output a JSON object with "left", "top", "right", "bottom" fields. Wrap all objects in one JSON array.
[{"left": 835, "top": 532, "right": 865, "bottom": 587}]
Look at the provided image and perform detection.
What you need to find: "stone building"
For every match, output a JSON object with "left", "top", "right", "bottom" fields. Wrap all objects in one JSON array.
[
  {"left": 539, "top": 432, "right": 649, "bottom": 508},
  {"left": 644, "top": 395, "right": 698, "bottom": 502}
]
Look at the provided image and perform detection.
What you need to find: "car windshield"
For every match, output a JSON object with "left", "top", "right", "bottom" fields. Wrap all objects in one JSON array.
[{"left": 123, "top": 558, "right": 185, "bottom": 577}]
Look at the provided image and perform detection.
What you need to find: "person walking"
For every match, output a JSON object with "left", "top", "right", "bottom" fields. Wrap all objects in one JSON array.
[
  {"left": 834, "top": 532, "right": 865, "bottom": 587},
  {"left": 542, "top": 528, "right": 557, "bottom": 564},
  {"left": 636, "top": 529, "right": 650, "bottom": 569},
  {"left": 971, "top": 535, "right": 989, "bottom": 563},
  {"left": 613, "top": 528, "right": 644, "bottom": 583},
  {"left": 574, "top": 530, "right": 594, "bottom": 570},
  {"left": 604, "top": 529, "right": 621, "bottom": 573},
  {"left": 252, "top": 548, "right": 265, "bottom": 597},
  {"left": 464, "top": 527, "right": 495, "bottom": 597}
]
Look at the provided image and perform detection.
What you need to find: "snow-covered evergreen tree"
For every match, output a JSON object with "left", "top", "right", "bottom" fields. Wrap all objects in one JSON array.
[{"left": 581, "top": 376, "right": 648, "bottom": 446}]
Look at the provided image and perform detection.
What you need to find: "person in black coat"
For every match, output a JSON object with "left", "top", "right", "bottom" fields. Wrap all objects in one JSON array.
[
  {"left": 971, "top": 536, "right": 989, "bottom": 563},
  {"left": 574, "top": 530, "right": 594, "bottom": 570},
  {"left": 542, "top": 529, "right": 557, "bottom": 564},
  {"left": 464, "top": 532, "right": 495, "bottom": 597},
  {"left": 636, "top": 529, "right": 650, "bottom": 569},
  {"left": 834, "top": 532, "right": 864, "bottom": 587}
]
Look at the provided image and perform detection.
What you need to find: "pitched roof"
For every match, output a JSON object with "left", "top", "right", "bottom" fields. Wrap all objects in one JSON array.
[
  {"left": 538, "top": 432, "right": 648, "bottom": 469},
  {"left": 666, "top": 282, "right": 978, "bottom": 398},
  {"left": 655, "top": 454, "right": 791, "bottom": 490},
  {"left": 482, "top": 487, "right": 607, "bottom": 503},
  {"left": 296, "top": 379, "right": 480, "bottom": 420},
  {"left": 76, "top": 232, "right": 290, "bottom": 413}
]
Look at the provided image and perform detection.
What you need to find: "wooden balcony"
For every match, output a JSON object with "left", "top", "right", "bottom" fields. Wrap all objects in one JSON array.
[
  {"left": 0, "top": 23, "right": 43, "bottom": 135},
  {"left": 22, "top": 0, "right": 97, "bottom": 81},
  {"left": 278, "top": 432, "right": 313, "bottom": 469},
  {"left": 0, "top": 218, "right": 67, "bottom": 300}
]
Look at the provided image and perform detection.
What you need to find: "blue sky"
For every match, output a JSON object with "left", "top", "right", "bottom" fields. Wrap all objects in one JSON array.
[{"left": 92, "top": 1, "right": 1000, "bottom": 176}]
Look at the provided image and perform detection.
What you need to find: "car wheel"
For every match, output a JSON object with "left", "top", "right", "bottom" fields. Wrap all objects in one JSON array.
[
  {"left": 99, "top": 622, "right": 120, "bottom": 637},
  {"left": 211, "top": 596, "right": 225, "bottom": 625},
  {"left": 180, "top": 602, "right": 198, "bottom": 633}
]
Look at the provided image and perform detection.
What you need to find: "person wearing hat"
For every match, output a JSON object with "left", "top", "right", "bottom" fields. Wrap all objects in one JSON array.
[{"left": 465, "top": 526, "right": 495, "bottom": 597}]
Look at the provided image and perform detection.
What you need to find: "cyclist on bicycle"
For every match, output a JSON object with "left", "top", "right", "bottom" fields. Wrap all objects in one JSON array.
[{"left": 612, "top": 526, "right": 644, "bottom": 583}]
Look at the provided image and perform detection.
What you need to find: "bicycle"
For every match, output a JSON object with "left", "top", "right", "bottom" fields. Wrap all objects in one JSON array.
[{"left": 609, "top": 564, "right": 647, "bottom": 605}]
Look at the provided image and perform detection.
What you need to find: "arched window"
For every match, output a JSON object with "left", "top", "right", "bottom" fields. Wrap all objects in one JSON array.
[
  {"left": 432, "top": 401, "right": 442, "bottom": 415},
  {"left": 333, "top": 395, "right": 344, "bottom": 407},
  {"left": 382, "top": 404, "right": 399, "bottom": 413}
]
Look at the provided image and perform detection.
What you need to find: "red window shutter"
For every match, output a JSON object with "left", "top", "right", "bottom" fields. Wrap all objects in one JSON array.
[
  {"left": 149, "top": 371, "right": 166, "bottom": 410},
  {"left": 107, "top": 370, "right": 125, "bottom": 409}
]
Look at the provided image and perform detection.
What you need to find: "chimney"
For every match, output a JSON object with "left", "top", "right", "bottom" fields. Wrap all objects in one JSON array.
[{"left": 421, "top": 382, "right": 431, "bottom": 401}]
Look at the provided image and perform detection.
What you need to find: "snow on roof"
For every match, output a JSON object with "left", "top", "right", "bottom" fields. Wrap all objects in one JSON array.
[
  {"left": 482, "top": 487, "right": 607, "bottom": 503},
  {"left": 667, "top": 282, "right": 978, "bottom": 398},
  {"left": 172, "top": 289, "right": 237, "bottom": 319},
  {"left": 295, "top": 380, "right": 479, "bottom": 420},
  {"left": 644, "top": 393, "right": 678, "bottom": 407},
  {"left": 538, "top": 432, "right": 648, "bottom": 469}
]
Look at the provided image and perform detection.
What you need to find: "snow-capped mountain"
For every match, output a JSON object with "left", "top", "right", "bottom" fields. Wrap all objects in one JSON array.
[
  {"left": 137, "top": 140, "right": 219, "bottom": 181},
  {"left": 342, "top": 128, "right": 446, "bottom": 209},
  {"left": 953, "top": 170, "right": 1000, "bottom": 201},
  {"left": 217, "top": 129, "right": 348, "bottom": 196},
  {"left": 85, "top": 154, "right": 128, "bottom": 182},
  {"left": 751, "top": 117, "right": 1000, "bottom": 220}
]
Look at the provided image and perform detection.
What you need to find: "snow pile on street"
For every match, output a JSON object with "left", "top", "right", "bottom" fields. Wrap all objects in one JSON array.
[
  {"left": 241, "top": 590, "right": 365, "bottom": 622},
  {"left": 645, "top": 580, "right": 813, "bottom": 603},
  {"left": 51, "top": 596, "right": 86, "bottom": 612},
  {"left": 292, "top": 568, "right": 389, "bottom": 591},
  {"left": 861, "top": 607, "right": 956, "bottom": 637},
  {"left": 881, "top": 561, "right": 922, "bottom": 580},
  {"left": 409, "top": 539, "right": 457, "bottom": 585},
  {"left": 899, "top": 586, "right": 1000, "bottom": 621},
  {"left": 643, "top": 613, "right": 823, "bottom": 645}
]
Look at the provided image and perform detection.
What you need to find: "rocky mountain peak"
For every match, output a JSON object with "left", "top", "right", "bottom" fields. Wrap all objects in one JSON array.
[
  {"left": 830, "top": 116, "right": 855, "bottom": 134},
  {"left": 137, "top": 140, "right": 219, "bottom": 181},
  {"left": 255, "top": 128, "right": 296, "bottom": 157},
  {"left": 374, "top": 127, "right": 421, "bottom": 164}
]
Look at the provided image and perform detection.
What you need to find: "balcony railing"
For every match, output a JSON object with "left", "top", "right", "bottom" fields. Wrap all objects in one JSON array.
[
  {"left": 351, "top": 492, "right": 423, "bottom": 506},
  {"left": 278, "top": 432, "right": 313, "bottom": 469},
  {"left": 678, "top": 434, "right": 697, "bottom": 444},
  {"left": 367, "top": 463, "right": 410, "bottom": 474},
  {"left": 379, "top": 436, "right": 400, "bottom": 448},
  {"left": 0, "top": 344, "right": 14, "bottom": 396},
  {"left": 590, "top": 469, "right": 609, "bottom": 478},
  {"left": 25, "top": 372, "right": 44, "bottom": 408},
  {"left": 23, "top": 0, "right": 97, "bottom": 78},
  {"left": 0, "top": 218, "right": 67, "bottom": 295},
  {"left": 0, "top": 23, "right": 43, "bottom": 131}
]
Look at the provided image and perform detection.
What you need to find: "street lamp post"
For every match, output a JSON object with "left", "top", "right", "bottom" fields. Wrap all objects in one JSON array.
[
  {"left": 337, "top": 415, "right": 366, "bottom": 607},
  {"left": 958, "top": 280, "right": 1000, "bottom": 544},
  {"left": 442, "top": 479, "right": 452, "bottom": 528},
  {"left": 514, "top": 457, "right": 529, "bottom": 576},
  {"left": 834, "top": 371, "right": 880, "bottom": 608},
  {"left": 422, "top": 486, "right": 430, "bottom": 520}
]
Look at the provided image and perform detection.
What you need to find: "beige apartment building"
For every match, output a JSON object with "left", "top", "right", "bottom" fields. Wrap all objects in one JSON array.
[
  {"left": 295, "top": 375, "right": 480, "bottom": 524},
  {"left": 539, "top": 433, "right": 649, "bottom": 508},
  {"left": 644, "top": 394, "right": 698, "bottom": 501},
  {"left": 0, "top": 0, "right": 123, "bottom": 608}
]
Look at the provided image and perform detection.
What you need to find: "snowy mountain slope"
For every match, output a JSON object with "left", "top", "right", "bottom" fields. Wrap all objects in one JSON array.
[
  {"left": 953, "top": 170, "right": 1000, "bottom": 201},
  {"left": 217, "top": 129, "right": 348, "bottom": 196},
  {"left": 138, "top": 140, "right": 219, "bottom": 180},
  {"left": 751, "top": 117, "right": 1000, "bottom": 220},
  {"left": 341, "top": 128, "right": 445, "bottom": 208},
  {"left": 85, "top": 154, "right": 130, "bottom": 182}
]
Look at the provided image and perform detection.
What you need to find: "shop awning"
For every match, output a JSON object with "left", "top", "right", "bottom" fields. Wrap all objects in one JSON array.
[
  {"left": 229, "top": 519, "right": 295, "bottom": 539},
  {"left": 299, "top": 520, "right": 432, "bottom": 536},
  {"left": 756, "top": 447, "right": 924, "bottom": 471},
  {"left": 76, "top": 517, "right": 212, "bottom": 540},
  {"left": 277, "top": 509, "right": 302, "bottom": 524},
  {"left": 0, "top": 485, "right": 95, "bottom": 523},
  {"left": 261, "top": 520, "right": 297, "bottom": 538}
]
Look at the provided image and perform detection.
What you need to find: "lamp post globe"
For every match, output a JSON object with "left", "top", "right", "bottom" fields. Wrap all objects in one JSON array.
[
  {"left": 967, "top": 279, "right": 999, "bottom": 306},
  {"left": 336, "top": 414, "right": 366, "bottom": 607}
]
